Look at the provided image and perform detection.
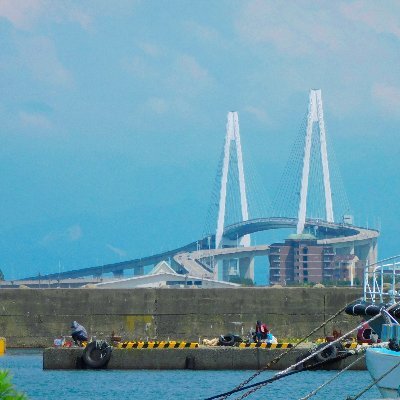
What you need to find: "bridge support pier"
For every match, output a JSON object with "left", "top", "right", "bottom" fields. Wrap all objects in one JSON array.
[
  {"left": 221, "top": 256, "right": 254, "bottom": 283},
  {"left": 113, "top": 270, "right": 124, "bottom": 278},
  {"left": 134, "top": 266, "right": 144, "bottom": 276}
]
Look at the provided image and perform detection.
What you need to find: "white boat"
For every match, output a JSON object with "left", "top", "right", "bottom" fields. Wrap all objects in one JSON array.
[
  {"left": 366, "top": 346, "right": 400, "bottom": 398},
  {"left": 345, "top": 255, "right": 400, "bottom": 398}
]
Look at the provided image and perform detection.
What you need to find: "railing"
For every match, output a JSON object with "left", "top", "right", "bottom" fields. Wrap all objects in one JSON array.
[{"left": 364, "top": 255, "right": 400, "bottom": 304}]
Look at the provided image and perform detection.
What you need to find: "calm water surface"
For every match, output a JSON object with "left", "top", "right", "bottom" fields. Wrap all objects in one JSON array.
[{"left": 0, "top": 350, "right": 382, "bottom": 399}]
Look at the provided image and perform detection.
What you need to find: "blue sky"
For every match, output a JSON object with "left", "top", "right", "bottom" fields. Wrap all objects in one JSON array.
[{"left": 0, "top": 0, "right": 399, "bottom": 280}]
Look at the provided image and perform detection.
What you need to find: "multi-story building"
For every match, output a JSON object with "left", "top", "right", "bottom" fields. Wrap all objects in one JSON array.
[
  {"left": 330, "top": 254, "right": 362, "bottom": 284},
  {"left": 269, "top": 234, "right": 337, "bottom": 285}
]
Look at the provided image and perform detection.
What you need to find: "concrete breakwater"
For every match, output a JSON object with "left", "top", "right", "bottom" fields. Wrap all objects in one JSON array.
[
  {"left": 43, "top": 346, "right": 367, "bottom": 370},
  {"left": 0, "top": 287, "right": 362, "bottom": 347}
]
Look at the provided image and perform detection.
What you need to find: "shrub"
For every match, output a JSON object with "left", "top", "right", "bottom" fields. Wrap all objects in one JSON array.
[{"left": 0, "top": 370, "right": 27, "bottom": 399}]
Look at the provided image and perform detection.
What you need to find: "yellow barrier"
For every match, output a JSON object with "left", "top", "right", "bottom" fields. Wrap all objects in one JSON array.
[
  {"left": 344, "top": 342, "right": 370, "bottom": 349},
  {"left": 117, "top": 341, "right": 199, "bottom": 349},
  {"left": 0, "top": 337, "right": 6, "bottom": 354},
  {"left": 238, "top": 343, "right": 293, "bottom": 349}
]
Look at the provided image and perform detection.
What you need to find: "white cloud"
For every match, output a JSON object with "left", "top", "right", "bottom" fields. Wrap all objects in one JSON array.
[
  {"left": 340, "top": 1, "right": 400, "bottom": 39},
  {"left": 146, "top": 97, "right": 168, "bottom": 114},
  {"left": 138, "top": 42, "right": 163, "bottom": 58},
  {"left": 67, "top": 225, "right": 82, "bottom": 241},
  {"left": 184, "top": 21, "right": 225, "bottom": 45},
  {"left": 18, "top": 36, "right": 73, "bottom": 87},
  {"left": 236, "top": 1, "right": 343, "bottom": 55},
  {"left": 19, "top": 111, "right": 52, "bottom": 130},
  {"left": 40, "top": 225, "right": 83, "bottom": 246},
  {"left": 123, "top": 56, "right": 156, "bottom": 80},
  {"left": 106, "top": 244, "right": 127, "bottom": 258},
  {"left": 176, "top": 55, "right": 210, "bottom": 81},
  {"left": 0, "top": 0, "right": 93, "bottom": 31},
  {"left": 234, "top": 1, "right": 400, "bottom": 120},
  {"left": 67, "top": 7, "right": 93, "bottom": 31},
  {"left": 161, "top": 54, "right": 213, "bottom": 100},
  {"left": 372, "top": 83, "right": 400, "bottom": 114},
  {"left": 0, "top": 0, "right": 44, "bottom": 29},
  {"left": 244, "top": 106, "right": 270, "bottom": 123}
]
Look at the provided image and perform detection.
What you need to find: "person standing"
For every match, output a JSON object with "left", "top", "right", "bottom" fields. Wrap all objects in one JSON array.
[{"left": 70, "top": 321, "right": 88, "bottom": 345}]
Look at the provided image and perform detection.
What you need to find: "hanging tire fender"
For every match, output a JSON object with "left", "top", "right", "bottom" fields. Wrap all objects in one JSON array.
[
  {"left": 82, "top": 341, "right": 112, "bottom": 369},
  {"left": 314, "top": 342, "right": 340, "bottom": 363},
  {"left": 218, "top": 334, "right": 235, "bottom": 346}
]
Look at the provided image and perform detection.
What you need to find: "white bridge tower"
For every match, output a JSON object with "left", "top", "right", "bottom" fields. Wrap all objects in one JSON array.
[
  {"left": 297, "top": 89, "right": 334, "bottom": 234},
  {"left": 215, "top": 111, "right": 250, "bottom": 249}
]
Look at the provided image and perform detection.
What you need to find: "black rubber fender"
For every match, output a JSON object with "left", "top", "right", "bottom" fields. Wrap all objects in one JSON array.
[
  {"left": 314, "top": 342, "right": 342, "bottom": 363},
  {"left": 219, "top": 334, "right": 235, "bottom": 346},
  {"left": 391, "top": 305, "right": 400, "bottom": 318},
  {"left": 82, "top": 341, "right": 112, "bottom": 369}
]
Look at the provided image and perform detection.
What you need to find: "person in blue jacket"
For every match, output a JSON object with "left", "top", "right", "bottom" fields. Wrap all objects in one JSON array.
[{"left": 70, "top": 321, "right": 88, "bottom": 345}]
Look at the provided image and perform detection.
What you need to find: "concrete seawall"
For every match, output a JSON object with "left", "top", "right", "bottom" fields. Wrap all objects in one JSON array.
[
  {"left": 43, "top": 347, "right": 367, "bottom": 370},
  {"left": 0, "top": 287, "right": 362, "bottom": 347}
]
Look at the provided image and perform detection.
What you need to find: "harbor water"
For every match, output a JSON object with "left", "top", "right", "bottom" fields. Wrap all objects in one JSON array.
[{"left": 0, "top": 350, "right": 381, "bottom": 399}]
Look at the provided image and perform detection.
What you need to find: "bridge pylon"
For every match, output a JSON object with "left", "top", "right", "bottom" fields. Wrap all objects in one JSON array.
[
  {"left": 297, "top": 89, "right": 334, "bottom": 234},
  {"left": 215, "top": 111, "right": 250, "bottom": 249},
  {"left": 213, "top": 112, "right": 253, "bottom": 282}
]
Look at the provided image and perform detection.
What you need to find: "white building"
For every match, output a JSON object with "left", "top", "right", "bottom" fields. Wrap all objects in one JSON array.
[{"left": 91, "top": 261, "right": 239, "bottom": 289}]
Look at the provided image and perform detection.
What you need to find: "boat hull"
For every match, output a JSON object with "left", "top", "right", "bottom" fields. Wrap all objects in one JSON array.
[{"left": 366, "top": 347, "right": 400, "bottom": 398}]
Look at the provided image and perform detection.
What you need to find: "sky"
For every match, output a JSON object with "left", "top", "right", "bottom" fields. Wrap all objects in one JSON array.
[{"left": 0, "top": 0, "right": 399, "bottom": 280}]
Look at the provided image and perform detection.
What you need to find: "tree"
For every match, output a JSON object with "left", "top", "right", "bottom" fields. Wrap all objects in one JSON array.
[
  {"left": 0, "top": 270, "right": 4, "bottom": 281},
  {"left": 0, "top": 370, "right": 27, "bottom": 399},
  {"left": 228, "top": 276, "right": 254, "bottom": 286}
]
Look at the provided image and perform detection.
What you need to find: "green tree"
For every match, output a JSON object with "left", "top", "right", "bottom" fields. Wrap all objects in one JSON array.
[
  {"left": 0, "top": 270, "right": 4, "bottom": 281},
  {"left": 228, "top": 276, "right": 254, "bottom": 286},
  {"left": 0, "top": 370, "right": 27, "bottom": 399}
]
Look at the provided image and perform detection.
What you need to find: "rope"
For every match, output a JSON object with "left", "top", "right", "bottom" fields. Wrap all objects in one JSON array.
[
  {"left": 205, "top": 299, "right": 354, "bottom": 400},
  {"left": 299, "top": 352, "right": 366, "bottom": 400},
  {"left": 205, "top": 352, "right": 352, "bottom": 400},
  {"left": 204, "top": 368, "right": 302, "bottom": 400},
  {"left": 233, "top": 299, "right": 400, "bottom": 400},
  {"left": 346, "top": 354, "right": 400, "bottom": 400}
]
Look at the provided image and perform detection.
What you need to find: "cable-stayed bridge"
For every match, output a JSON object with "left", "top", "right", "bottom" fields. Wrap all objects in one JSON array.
[{"left": 25, "top": 90, "right": 379, "bottom": 282}]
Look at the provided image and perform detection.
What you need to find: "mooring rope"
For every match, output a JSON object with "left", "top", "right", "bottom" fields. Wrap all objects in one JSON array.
[
  {"left": 299, "top": 352, "right": 366, "bottom": 400},
  {"left": 206, "top": 298, "right": 400, "bottom": 400},
  {"left": 205, "top": 351, "right": 353, "bottom": 400},
  {"left": 346, "top": 355, "right": 400, "bottom": 400},
  {"left": 204, "top": 299, "right": 355, "bottom": 400}
]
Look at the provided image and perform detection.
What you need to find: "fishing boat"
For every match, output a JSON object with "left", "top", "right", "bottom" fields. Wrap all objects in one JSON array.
[
  {"left": 366, "top": 346, "right": 400, "bottom": 398},
  {"left": 345, "top": 255, "right": 400, "bottom": 398}
]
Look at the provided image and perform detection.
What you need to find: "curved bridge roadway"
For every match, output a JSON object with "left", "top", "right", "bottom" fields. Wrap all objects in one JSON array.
[{"left": 25, "top": 217, "right": 379, "bottom": 280}]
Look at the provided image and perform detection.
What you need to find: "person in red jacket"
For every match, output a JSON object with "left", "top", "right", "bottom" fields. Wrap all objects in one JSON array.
[{"left": 255, "top": 320, "right": 269, "bottom": 342}]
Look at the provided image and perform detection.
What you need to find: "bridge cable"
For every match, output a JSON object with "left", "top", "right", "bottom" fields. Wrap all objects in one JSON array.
[
  {"left": 204, "top": 299, "right": 355, "bottom": 400},
  {"left": 325, "top": 127, "right": 352, "bottom": 223},
  {"left": 272, "top": 113, "right": 307, "bottom": 218},
  {"left": 203, "top": 144, "right": 225, "bottom": 237}
]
